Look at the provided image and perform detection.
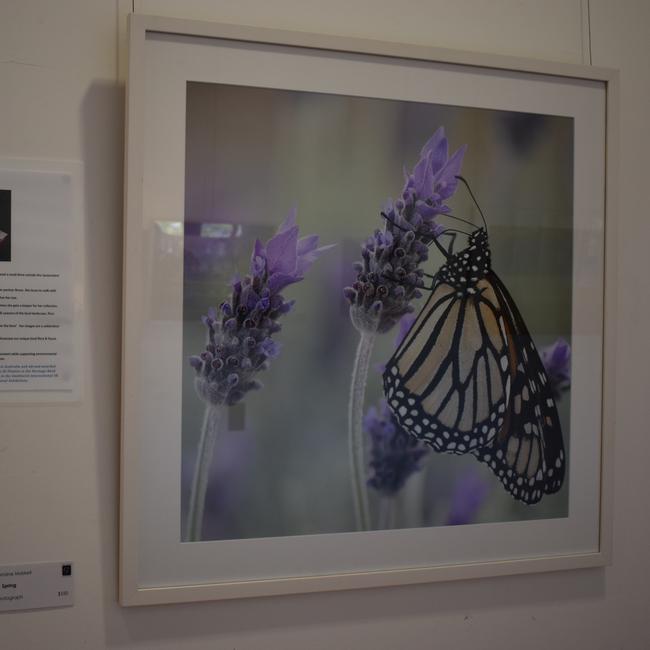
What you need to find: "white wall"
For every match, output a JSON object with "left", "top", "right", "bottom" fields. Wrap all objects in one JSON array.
[{"left": 1, "top": 0, "right": 648, "bottom": 648}]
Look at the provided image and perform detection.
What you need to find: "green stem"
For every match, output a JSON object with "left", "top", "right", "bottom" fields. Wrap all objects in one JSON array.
[
  {"left": 348, "top": 329, "right": 376, "bottom": 531},
  {"left": 185, "top": 402, "right": 225, "bottom": 542}
]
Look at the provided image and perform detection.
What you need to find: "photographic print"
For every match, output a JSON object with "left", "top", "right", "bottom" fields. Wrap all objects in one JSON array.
[
  {"left": 121, "top": 16, "right": 612, "bottom": 604},
  {"left": 179, "top": 82, "right": 573, "bottom": 542}
]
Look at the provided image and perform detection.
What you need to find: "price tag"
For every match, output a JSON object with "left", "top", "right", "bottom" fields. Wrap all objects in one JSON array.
[{"left": 0, "top": 562, "right": 74, "bottom": 612}]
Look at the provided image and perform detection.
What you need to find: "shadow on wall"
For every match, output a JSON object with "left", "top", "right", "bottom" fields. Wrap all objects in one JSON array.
[{"left": 79, "top": 79, "right": 126, "bottom": 632}]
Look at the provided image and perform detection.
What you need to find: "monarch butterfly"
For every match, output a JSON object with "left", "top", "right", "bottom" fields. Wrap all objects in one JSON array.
[{"left": 382, "top": 178, "right": 565, "bottom": 504}]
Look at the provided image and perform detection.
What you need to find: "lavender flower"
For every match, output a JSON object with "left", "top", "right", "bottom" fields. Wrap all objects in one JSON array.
[
  {"left": 186, "top": 209, "right": 331, "bottom": 542},
  {"left": 344, "top": 127, "right": 467, "bottom": 333},
  {"left": 541, "top": 338, "right": 571, "bottom": 400},
  {"left": 446, "top": 468, "right": 491, "bottom": 526},
  {"left": 365, "top": 400, "right": 429, "bottom": 497},
  {"left": 189, "top": 209, "right": 332, "bottom": 406}
]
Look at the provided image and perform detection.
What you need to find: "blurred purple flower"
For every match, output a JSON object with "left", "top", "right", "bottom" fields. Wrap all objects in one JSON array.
[
  {"left": 394, "top": 313, "right": 416, "bottom": 348},
  {"left": 344, "top": 127, "right": 467, "bottom": 333},
  {"left": 190, "top": 209, "right": 332, "bottom": 406},
  {"left": 365, "top": 399, "right": 429, "bottom": 496},
  {"left": 541, "top": 338, "right": 571, "bottom": 400},
  {"left": 446, "top": 468, "right": 491, "bottom": 526}
]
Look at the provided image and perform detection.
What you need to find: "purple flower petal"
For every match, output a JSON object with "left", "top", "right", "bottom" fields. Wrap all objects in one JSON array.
[
  {"left": 250, "top": 239, "right": 266, "bottom": 276},
  {"left": 296, "top": 234, "right": 320, "bottom": 256},
  {"left": 265, "top": 225, "right": 299, "bottom": 275},
  {"left": 295, "top": 242, "right": 337, "bottom": 276},
  {"left": 420, "top": 126, "right": 446, "bottom": 158},
  {"left": 268, "top": 271, "right": 300, "bottom": 293},
  {"left": 433, "top": 144, "right": 467, "bottom": 199},
  {"left": 426, "top": 134, "right": 449, "bottom": 174}
]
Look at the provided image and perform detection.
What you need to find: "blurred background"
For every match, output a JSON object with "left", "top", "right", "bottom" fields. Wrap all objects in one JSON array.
[{"left": 175, "top": 81, "right": 573, "bottom": 541}]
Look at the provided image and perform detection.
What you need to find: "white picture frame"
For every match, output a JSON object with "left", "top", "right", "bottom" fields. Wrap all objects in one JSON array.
[{"left": 120, "top": 13, "right": 617, "bottom": 606}]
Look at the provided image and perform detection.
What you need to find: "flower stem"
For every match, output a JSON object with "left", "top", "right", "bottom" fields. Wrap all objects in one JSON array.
[
  {"left": 348, "top": 329, "right": 376, "bottom": 531},
  {"left": 378, "top": 496, "right": 396, "bottom": 530},
  {"left": 185, "top": 403, "right": 225, "bottom": 542}
]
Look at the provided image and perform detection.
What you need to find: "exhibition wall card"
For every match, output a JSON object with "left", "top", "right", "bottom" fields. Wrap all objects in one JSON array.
[{"left": 0, "top": 160, "right": 83, "bottom": 402}]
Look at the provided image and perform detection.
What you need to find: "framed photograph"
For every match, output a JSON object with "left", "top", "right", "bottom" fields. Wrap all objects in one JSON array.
[{"left": 120, "top": 14, "right": 617, "bottom": 606}]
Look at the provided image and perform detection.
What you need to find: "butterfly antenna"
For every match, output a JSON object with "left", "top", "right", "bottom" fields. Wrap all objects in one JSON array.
[
  {"left": 455, "top": 175, "right": 488, "bottom": 231},
  {"left": 439, "top": 212, "right": 477, "bottom": 231}
]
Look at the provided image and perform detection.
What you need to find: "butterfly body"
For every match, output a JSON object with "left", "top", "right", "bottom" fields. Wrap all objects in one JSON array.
[{"left": 383, "top": 227, "right": 565, "bottom": 504}]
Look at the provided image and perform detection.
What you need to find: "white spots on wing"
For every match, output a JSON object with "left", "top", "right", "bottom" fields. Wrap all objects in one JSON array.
[
  {"left": 522, "top": 385, "right": 529, "bottom": 401},
  {"left": 555, "top": 457, "right": 562, "bottom": 468},
  {"left": 391, "top": 366, "right": 398, "bottom": 376},
  {"left": 398, "top": 406, "right": 407, "bottom": 417},
  {"left": 500, "top": 356, "right": 508, "bottom": 371},
  {"left": 514, "top": 395, "right": 521, "bottom": 415},
  {"left": 547, "top": 398, "right": 554, "bottom": 407}
]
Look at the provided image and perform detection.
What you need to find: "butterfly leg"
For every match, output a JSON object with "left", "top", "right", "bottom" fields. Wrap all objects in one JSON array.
[{"left": 445, "top": 232, "right": 457, "bottom": 256}]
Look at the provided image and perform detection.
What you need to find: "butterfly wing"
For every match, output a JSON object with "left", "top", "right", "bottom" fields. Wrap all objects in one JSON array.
[
  {"left": 383, "top": 276, "right": 513, "bottom": 454},
  {"left": 473, "top": 272, "right": 566, "bottom": 504}
]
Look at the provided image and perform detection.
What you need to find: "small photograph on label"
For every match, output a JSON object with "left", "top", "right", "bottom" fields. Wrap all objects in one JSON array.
[{"left": 0, "top": 189, "right": 10, "bottom": 262}]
